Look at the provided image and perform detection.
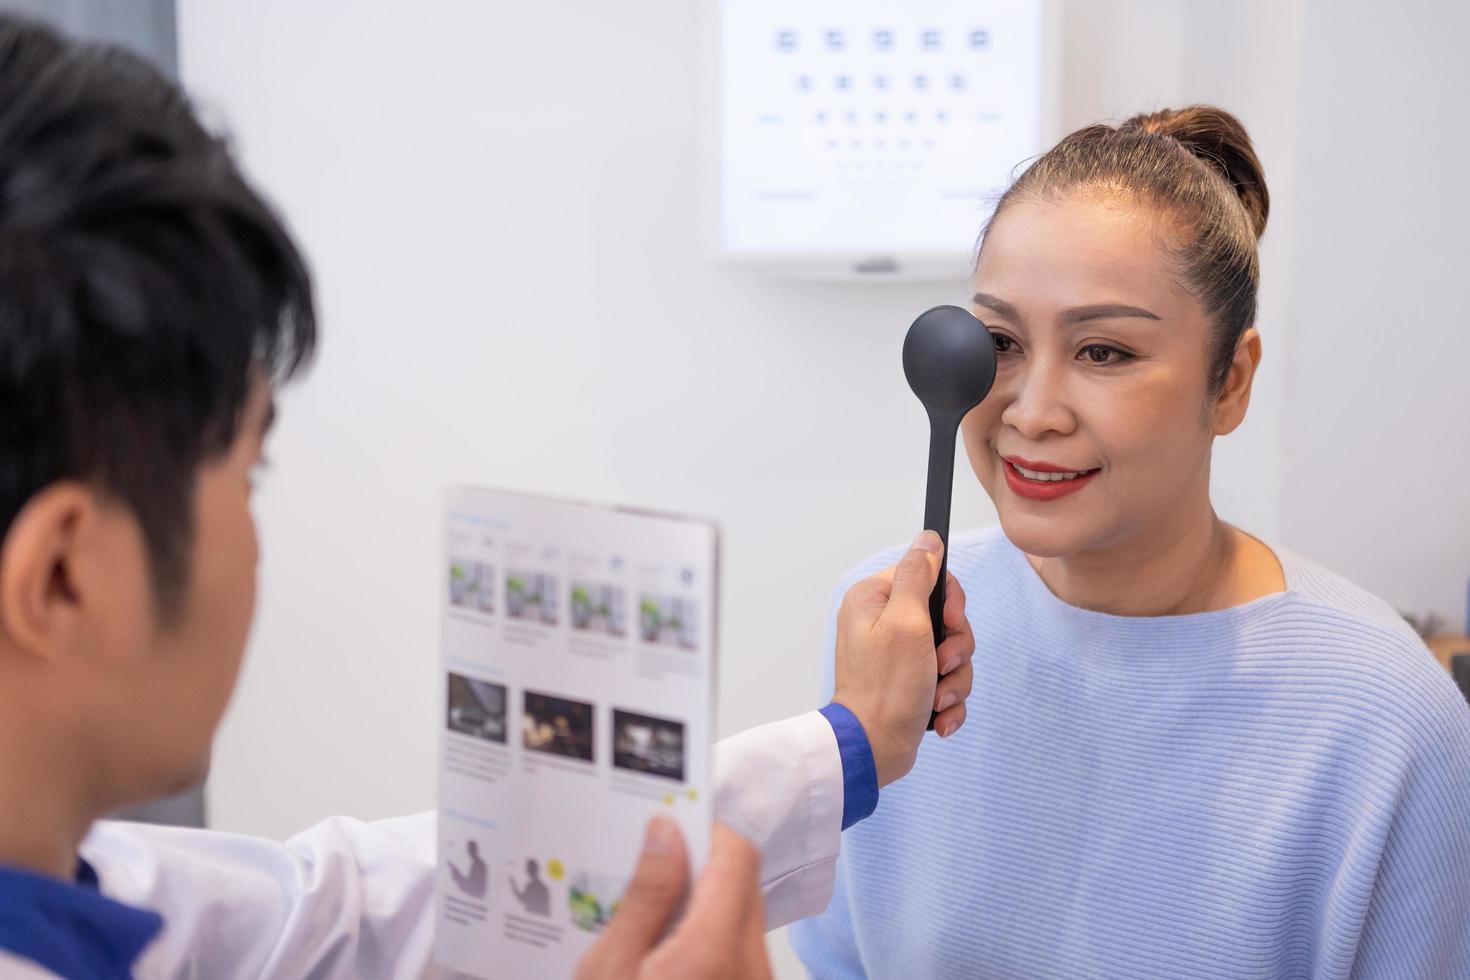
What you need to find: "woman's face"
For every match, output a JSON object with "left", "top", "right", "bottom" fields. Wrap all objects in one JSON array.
[{"left": 961, "top": 191, "right": 1222, "bottom": 559}]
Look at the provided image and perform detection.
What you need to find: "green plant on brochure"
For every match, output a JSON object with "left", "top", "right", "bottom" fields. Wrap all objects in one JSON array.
[
  {"left": 569, "top": 886, "right": 617, "bottom": 933},
  {"left": 640, "top": 598, "right": 661, "bottom": 633}
]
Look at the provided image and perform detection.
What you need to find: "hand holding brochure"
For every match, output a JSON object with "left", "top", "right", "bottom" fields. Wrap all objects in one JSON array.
[{"left": 435, "top": 488, "right": 718, "bottom": 978}]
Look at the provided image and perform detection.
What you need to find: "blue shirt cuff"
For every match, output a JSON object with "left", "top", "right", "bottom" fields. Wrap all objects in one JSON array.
[{"left": 818, "top": 702, "right": 880, "bottom": 830}]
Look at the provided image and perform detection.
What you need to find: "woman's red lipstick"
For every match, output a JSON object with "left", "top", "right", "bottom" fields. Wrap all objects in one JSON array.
[{"left": 1002, "top": 456, "right": 1099, "bottom": 502}]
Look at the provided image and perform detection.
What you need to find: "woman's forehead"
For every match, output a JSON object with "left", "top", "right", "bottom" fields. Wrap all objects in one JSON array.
[{"left": 975, "top": 192, "right": 1191, "bottom": 315}]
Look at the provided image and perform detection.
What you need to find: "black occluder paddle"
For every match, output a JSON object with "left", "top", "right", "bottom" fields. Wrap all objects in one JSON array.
[{"left": 901, "top": 305, "right": 997, "bottom": 730}]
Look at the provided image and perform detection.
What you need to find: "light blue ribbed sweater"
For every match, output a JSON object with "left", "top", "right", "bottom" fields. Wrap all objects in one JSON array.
[{"left": 791, "top": 527, "right": 1470, "bottom": 979}]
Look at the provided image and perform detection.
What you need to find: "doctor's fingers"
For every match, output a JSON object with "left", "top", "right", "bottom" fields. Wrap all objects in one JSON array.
[
  {"left": 576, "top": 817, "right": 690, "bottom": 980},
  {"left": 936, "top": 627, "right": 975, "bottom": 679},
  {"left": 642, "top": 825, "right": 771, "bottom": 978},
  {"left": 937, "top": 601, "right": 975, "bottom": 675},
  {"left": 942, "top": 572, "right": 968, "bottom": 631},
  {"left": 933, "top": 614, "right": 974, "bottom": 738},
  {"left": 934, "top": 641, "right": 973, "bottom": 702},
  {"left": 933, "top": 602, "right": 974, "bottom": 738},
  {"left": 932, "top": 698, "right": 968, "bottom": 739}
]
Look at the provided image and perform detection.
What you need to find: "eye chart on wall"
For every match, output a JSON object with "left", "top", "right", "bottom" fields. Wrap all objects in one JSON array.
[
  {"left": 718, "top": 0, "right": 1053, "bottom": 276},
  {"left": 435, "top": 488, "right": 718, "bottom": 979}
]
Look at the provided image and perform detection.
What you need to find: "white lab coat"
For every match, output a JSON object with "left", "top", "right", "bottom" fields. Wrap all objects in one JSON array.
[{"left": 64, "top": 710, "right": 844, "bottom": 979}]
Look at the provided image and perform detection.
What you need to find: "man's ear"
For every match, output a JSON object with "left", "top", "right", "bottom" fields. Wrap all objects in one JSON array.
[
  {"left": 0, "top": 483, "right": 98, "bottom": 662},
  {"left": 1213, "top": 326, "right": 1262, "bottom": 436}
]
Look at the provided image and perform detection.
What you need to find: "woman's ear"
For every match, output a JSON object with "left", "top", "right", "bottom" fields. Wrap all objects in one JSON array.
[
  {"left": 1213, "top": 327, "right": 1262, "bottom": 436},
  {"left": 0, "top": 483, "right": 95, "bottom": 662}
]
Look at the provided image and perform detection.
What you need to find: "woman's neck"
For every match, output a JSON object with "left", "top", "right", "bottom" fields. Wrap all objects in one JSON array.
[{"left": 1027, "top": 501, "right": 1273, "bottom": 617}]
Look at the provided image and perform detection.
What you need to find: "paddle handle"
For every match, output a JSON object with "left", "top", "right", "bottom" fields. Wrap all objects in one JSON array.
[{"left": 922, "top": 411, "right": 958, "bottom": 731}]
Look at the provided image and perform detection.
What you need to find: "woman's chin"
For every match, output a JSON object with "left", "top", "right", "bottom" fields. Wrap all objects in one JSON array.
[{"left": 996, "top": 509, "right": 1093, "bottom": 559}]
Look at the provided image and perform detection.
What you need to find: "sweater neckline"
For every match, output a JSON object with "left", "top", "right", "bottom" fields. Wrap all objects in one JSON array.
[{"left": 999, "top": 532, "right": 1300, "bottom": 636}]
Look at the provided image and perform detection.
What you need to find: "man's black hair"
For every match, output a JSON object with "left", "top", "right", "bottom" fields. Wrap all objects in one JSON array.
[{"left": 0, "top": 15, "right": 316, "bottom": 613}]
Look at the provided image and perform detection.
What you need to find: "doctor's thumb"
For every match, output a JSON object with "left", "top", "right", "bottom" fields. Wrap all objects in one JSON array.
[
  {"left": 889, "top": 530, "right": 944, "bottom": 605},
  {"left": 578, "top": 817, "right": 690, "bottom": 978}
]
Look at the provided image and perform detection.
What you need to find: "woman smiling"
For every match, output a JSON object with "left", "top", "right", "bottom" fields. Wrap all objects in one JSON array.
[{"left": 793, "top": 107, "right": 1470, "bottom": 978}]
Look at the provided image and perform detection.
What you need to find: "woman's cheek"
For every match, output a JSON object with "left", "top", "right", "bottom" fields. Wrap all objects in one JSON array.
[
  {"left": 1097, "top": 381, "right": 1202, "bottom": 482},
  {"left": 961, "top": 409, "right": 1004, "bottom": 490}
]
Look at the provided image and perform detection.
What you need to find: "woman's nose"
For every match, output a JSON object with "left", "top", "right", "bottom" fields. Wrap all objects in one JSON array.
[{"left": 998, "top": 360, "right": 1077, "bottom": 440}]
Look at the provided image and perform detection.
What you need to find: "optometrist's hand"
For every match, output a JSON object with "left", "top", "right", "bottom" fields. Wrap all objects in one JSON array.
[
  {"left": 575, "top": 818, "right": 771, "bottom": 980},
  {"left": 832, "top": 530, "right": 975, "bottom": 787}
]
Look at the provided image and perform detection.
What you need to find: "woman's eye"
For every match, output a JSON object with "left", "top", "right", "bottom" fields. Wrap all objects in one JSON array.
[
  {"left": 991, "top": 332, "right": 1016, "bottom": 354},
  {"left": 1079, "top": 344, "right": 1131, "bottom": 365}
]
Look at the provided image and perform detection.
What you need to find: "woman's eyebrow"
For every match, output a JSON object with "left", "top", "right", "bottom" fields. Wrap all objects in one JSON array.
[
  {"left": 972, "top": 292, "right": 1161, "bottom": 324},
  {"left": 971, "top": 291, "right": 1022, "bottom": 321},
  {"left": 1063, "top": 303, "right": 1162, "bottom": 323}
]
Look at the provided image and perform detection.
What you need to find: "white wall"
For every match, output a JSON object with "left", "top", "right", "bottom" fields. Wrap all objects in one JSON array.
[
  {"left": 176, "top": 1, "right": 1465, "bottom": 975},
  {"left": 1279, "top": 0, "right": 1470, "bottom": 625}
]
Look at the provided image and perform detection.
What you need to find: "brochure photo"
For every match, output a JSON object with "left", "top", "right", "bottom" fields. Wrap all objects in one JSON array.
[{"left": 435, "top": 487, "right": 718, "bottom": 978}]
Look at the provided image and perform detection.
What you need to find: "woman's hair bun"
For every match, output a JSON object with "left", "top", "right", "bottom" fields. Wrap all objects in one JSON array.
[{"left": 1124, "top": 105, "right": 1269, "bottom": 239}]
